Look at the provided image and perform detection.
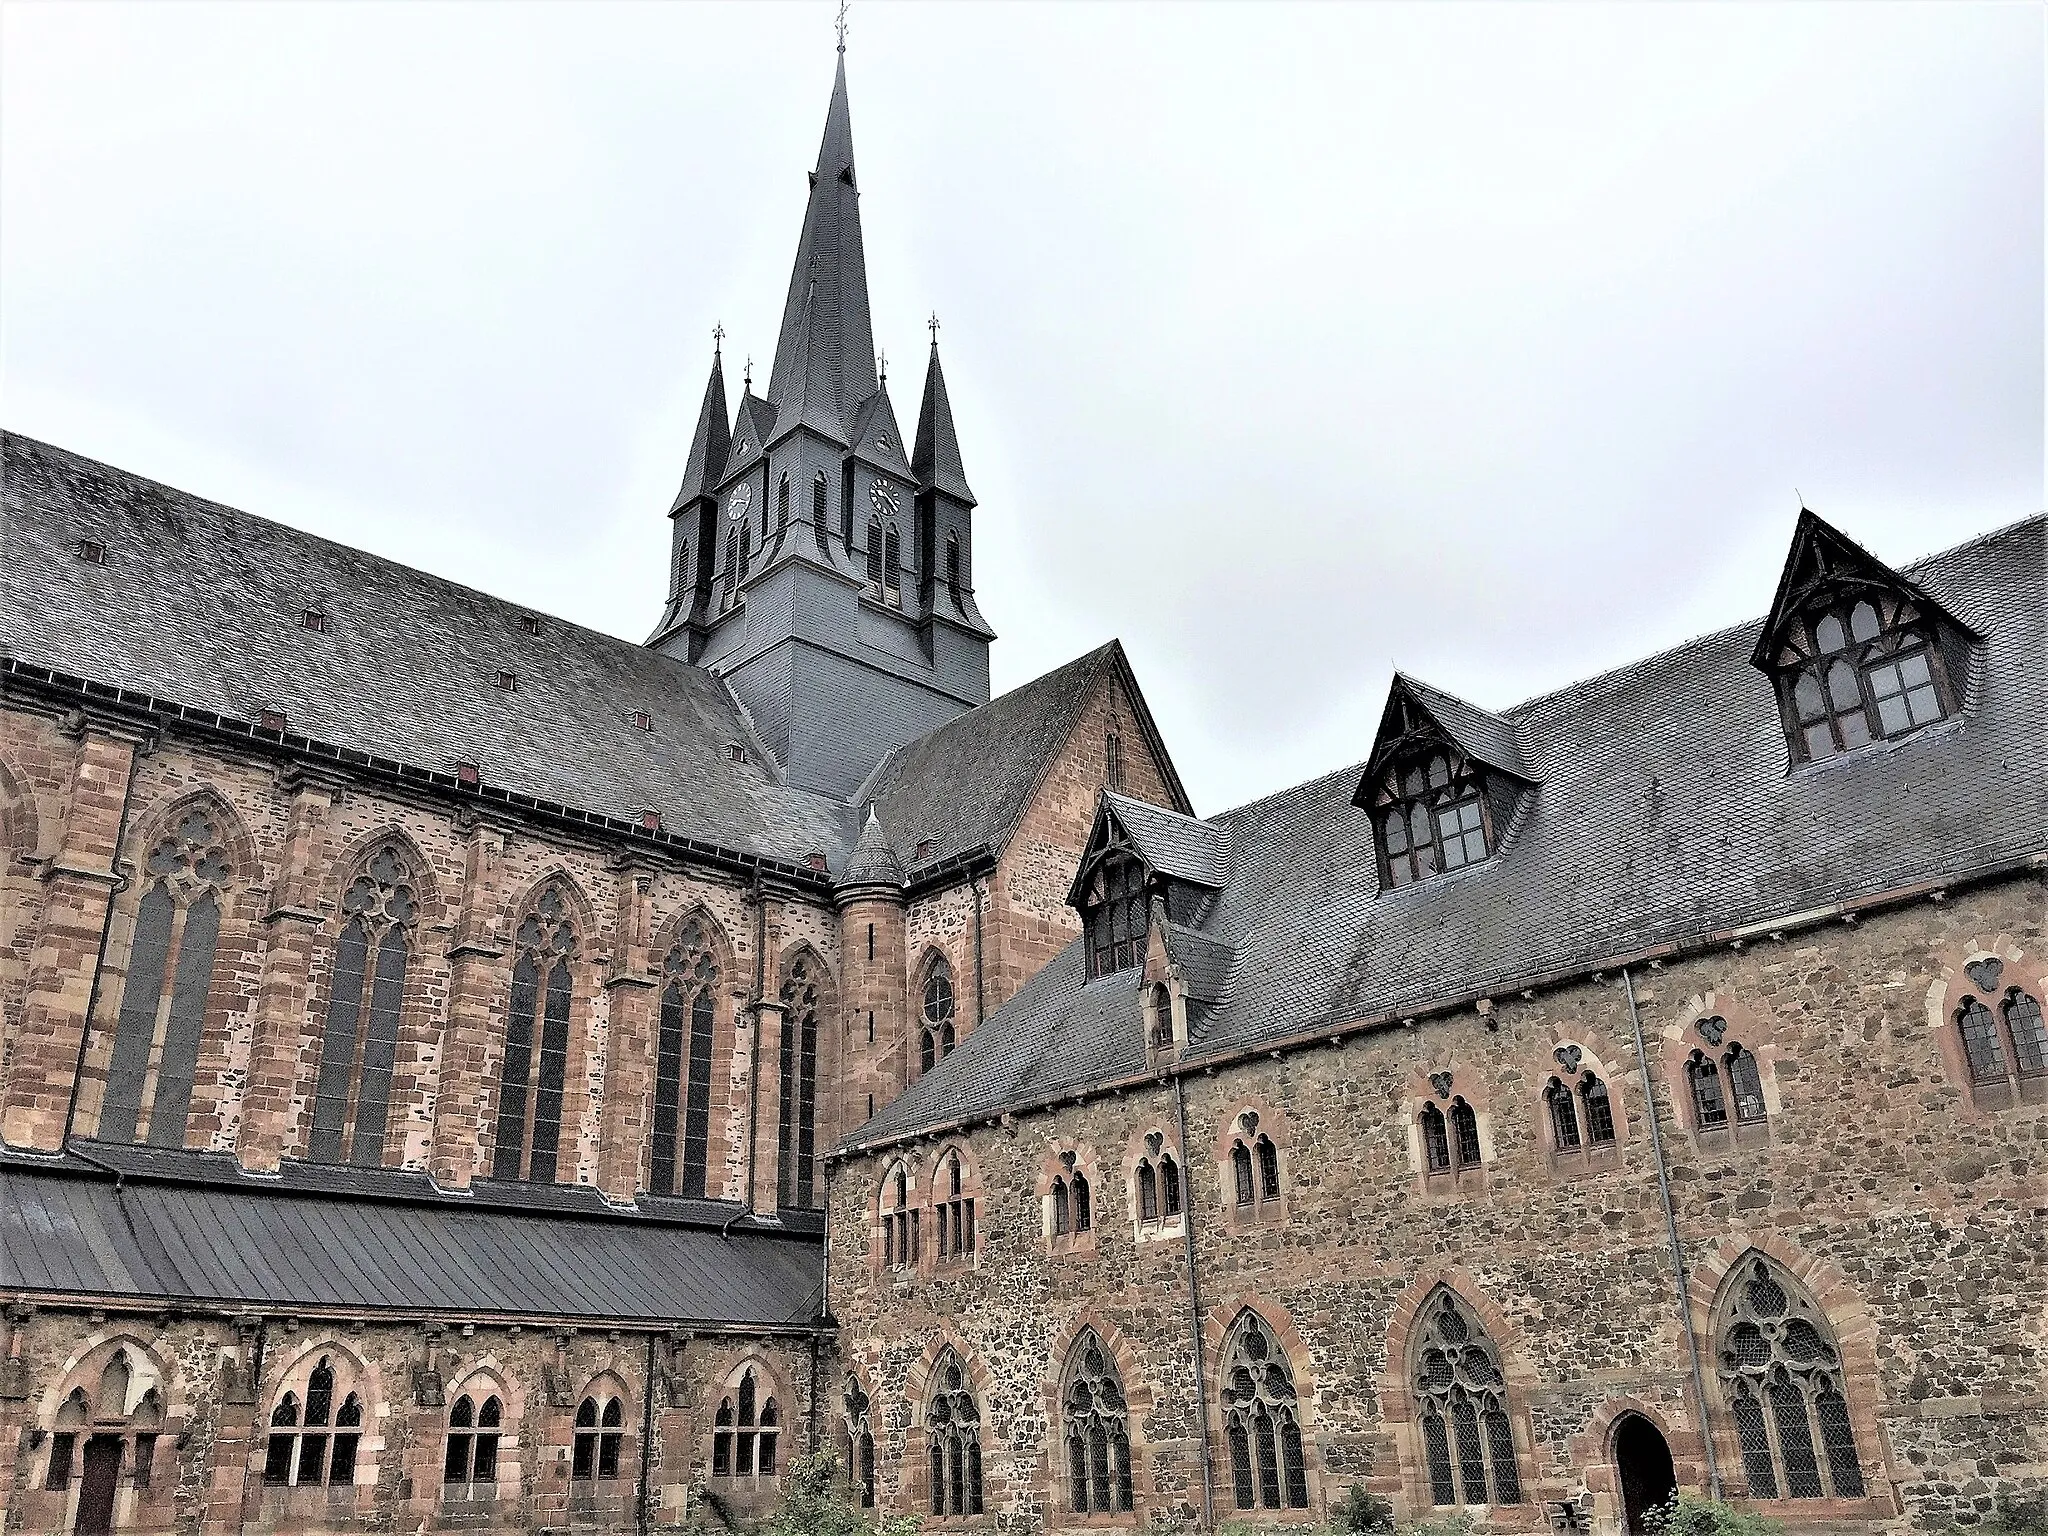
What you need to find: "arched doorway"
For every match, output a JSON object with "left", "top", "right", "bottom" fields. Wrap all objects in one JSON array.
[{"left": 1613, "top": 1413, "right": 1677, "bottom": 1534}]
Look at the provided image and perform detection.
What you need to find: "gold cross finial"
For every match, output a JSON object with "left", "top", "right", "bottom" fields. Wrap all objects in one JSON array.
[{"left": 835, "top": 0, "right": 849, "bottom": 52}]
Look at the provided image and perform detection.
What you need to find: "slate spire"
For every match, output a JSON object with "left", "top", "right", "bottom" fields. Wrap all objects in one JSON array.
[
  {"left": 766, "top": 52, "right": 878, "bottom": 446},
  {"left": 670, "top": 341, "right": 731, "bottom": 513},
  {"left": 912, "top": 336, "right": 976, "bottom": 506}
]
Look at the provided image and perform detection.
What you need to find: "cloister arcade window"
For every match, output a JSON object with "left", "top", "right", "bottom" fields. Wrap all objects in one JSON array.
[
  {"left": 1411, "top": 1289, "right": 1520, "bottom": 1508},
  {"left": 881, "top": 1163, "right": 919, "bottom": 1271},
  {"left": 572, "top": 1394, "right": 624, "bottom": 1481},
  {"left": 492, "top": 886, "right": 577, "bottom": 1183},
  {"left": 1135, "top": 1132, "right": 1182, "bottom": 1231},
  {"left": 1220, "top": 1311, "right": 1309, "bottom": 1511},
  {"left": 1951, "top": 956, "right": 2047, "bottom": 1106},
  {"left": 1715, "top": 1255, "right": 1865, "bottom": 1502},
  {"left": 264, "top": 1356, "right": 364, "bottom": 1488},
  {"left": 1062, "top": 1329, "right": 1134, "bottom": 1515},
  {"left": 102, "top": 805, "right": 231, "bottom": 1147},
  {"left": 926, "top": 1349, "right": 984, "bottom": 1518},
  {"left": 1685, "top": 1018, "right": 1769, "bottom": 1137},
  {"left": 1083, "top": 855, "right": 1148, "bottom": 979},
  {"left": 1049, "top": 1150, "right": 1092, "bottom": 1250},
  {"left": 1543, "top": 1046, "right": 1617, "bottom": 1158},
  {"left": 443, "top": 1392, "right": 502, "bottom": 1497},
  {"left": 711, "top": 1369, "right": 780, "bottom": 1483},
  {"left": 42, "top": 1346, "right": 165, "bottom": 1517},
  {"left": 842, "top": 1376, "right": 877, "bottom": 1508},
  {"left": 776, "top": 951, "right": 825, "bottom": 1208},
  {"left": 309, "top": 845, "right": 418, "bottom": 1166},
  {"left": 935, "top": 1149, "right": 976, "bottom": 1262},
  {"left": 652, "top": 920, "right": 721, "bottom": 1198},
  {"left": 920, "top": 956, "right": 957, "bottom": 1074}
]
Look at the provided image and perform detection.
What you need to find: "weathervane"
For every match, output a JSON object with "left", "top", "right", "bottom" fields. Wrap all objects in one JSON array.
[
  {"left": 878, "top": 348, "right": 887, "bottom": 384},
  {"left": 744, "top": 356, "right": 753, "bottom": 392},
  {"left": 928, "top": 312, "right": 941, "bottom": 347},
  {"left": 836, "top": 0, "right": 849, "bottom": 53},
  {"left": 712, "top": 322, "right": 725, "bottom": 356}
]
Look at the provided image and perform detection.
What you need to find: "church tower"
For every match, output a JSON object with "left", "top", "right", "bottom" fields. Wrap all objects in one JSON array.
[{"left": 648, "top": 48, "right": 995, "bottom": 799}]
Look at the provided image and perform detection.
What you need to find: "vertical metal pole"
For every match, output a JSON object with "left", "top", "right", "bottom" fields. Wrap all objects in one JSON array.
[{"left": 1623, "top": 966, "right": 1723, "bottom": 1500}]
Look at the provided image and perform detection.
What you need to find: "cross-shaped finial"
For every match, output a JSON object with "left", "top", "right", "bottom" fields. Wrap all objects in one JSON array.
[
  {"left": 927, "top": 312, "right": 941, "bottom": 347},
  {"left": 835, "top": 0, "right": 849, "bottom": 52},
  {"left": 743, "top": 356, "right": 753, "bottom": 392},
  {"left": 878, "top": 348, "right": 887, "bottom": 384},
  {"left": 712, "top": 322, "right": 725, "bottom": 355}
]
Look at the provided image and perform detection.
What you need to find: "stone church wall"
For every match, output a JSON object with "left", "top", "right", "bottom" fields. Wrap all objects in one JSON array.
[{"left": 825, "top": 875, "right": 2048, "bottom": 1535}]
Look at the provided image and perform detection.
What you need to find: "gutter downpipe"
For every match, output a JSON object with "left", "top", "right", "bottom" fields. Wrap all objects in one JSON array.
[
  {"left": 972, "top": 875, "right": 986, "bottom": 1027},
  {"left": 724, "top": 860, "right": 769, "bottom": 1239},
  {"left": 1622, "top": 965, "right": 1723, "bottom": 1501},
  {"left": 637, "top": 1330, "right": 657, "bottom": 1536},
  {"left": 1172, "top": 1074, "right": 1217, "bottom": 1531}
]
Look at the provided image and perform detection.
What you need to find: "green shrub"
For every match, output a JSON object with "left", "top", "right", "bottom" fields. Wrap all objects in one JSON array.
[
  {"left": 1399, "top": 1513, "right": 1476, "bottom": 1536},
  {"left": 1642, "top": 1490, "right": 1784, "bottom": 1536},
  {"left": 766, "top": 1450, "right": 922, "bottom": 1536},
  {"left": 1328, "top": 1486, "right": 1397, "bottom": 1534},
  {"left": 1975, "top": 1493, "right": 2048, "bottom": 1536}
]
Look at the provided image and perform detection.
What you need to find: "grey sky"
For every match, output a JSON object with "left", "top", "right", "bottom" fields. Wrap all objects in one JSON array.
[{"left": 2, "top": 2, "right": 2039, "bottom": 814}]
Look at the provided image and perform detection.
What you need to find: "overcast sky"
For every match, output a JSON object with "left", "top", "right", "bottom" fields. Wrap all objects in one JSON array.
[{"left": 2, "top": 2, "right": 2039, "bottom": 814}]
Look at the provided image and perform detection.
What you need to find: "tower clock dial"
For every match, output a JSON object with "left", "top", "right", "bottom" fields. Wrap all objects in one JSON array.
[
  {"left": 869, "top": 479, "right": 899, "bottom": 516},
  {"left": 728, "top": 484, "right": 753, "bottom": 523}
]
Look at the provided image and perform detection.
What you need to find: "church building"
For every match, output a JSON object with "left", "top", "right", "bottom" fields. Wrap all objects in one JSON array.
[{"left": 1, "top": 43, "right": 2041, "bottom": 1536}]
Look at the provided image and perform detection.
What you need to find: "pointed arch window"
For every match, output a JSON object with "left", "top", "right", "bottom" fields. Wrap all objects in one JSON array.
[
  {"left": 492, "top": 887, "right": 577, "bottom": 1183},
  {"left": 936, "top": 1149, "right": 976, "bottom": 1260},
  {"left": 572, "top": 1394, "right": 625, "bottom": 1480},
  {"left": 945, "top": 534, "right": 962, "bottom": 607},
  {"left": 1715, "top": 1255, "right": 1866, "bottom": 1501},
  {"left": 1063, "top": 1330, "right": 1134, "bottom": 1514},
  {"left": 881, "top": 1162, "right": 919, "bottom": 1271},
  {"left": 884, "top": 523, "right": 902, "bottom": 608},
  {"left": 842, "top": 1376, "right": 877, "bottom": 1507},
  {"left": 44, "top": 1348, "right": 165, "bottom": 1498},
  {"left": 1048, "top": 1150, "right": 1091, "bottom": 1250},
  {"left": 712, "top": 1369, "right": 780, "bottom": 1483},
  {"left": 1083, "top": 855, "right": 1148, "bottom": 979},
  {"left": 101, "top": 807, "right": 232, "bottom": 1147},
  {"left": 652, "top": 920, "right": 721, "bottom": 1198},
  {"left": 1134, "top": 1132, "right": 1183, "bottom": 1231},
  {"left": 443, "top": 1392, "right": 502, "bottom": 1495},
  {"left": 920, "top": 956, "right": 956, "bottom": 1074},
  {"left": 813, "top": 471, "right": 831, "bottom": 554},
  {"left": 1220, "top": 1312, "right": 1310, "bottom": 1511},
  {"left": 1951, "top": 962, "right": 2048, "bottom": 1105},
  {"left": 775, "top": 952, "right": 823, "bottom": 1208},
  {"left": 264, "top": 1356, "right": 364, "bottom": 1487},
  {"left": 777, "top": 472, "right": 790, "bottom": 534},
  {"left": 1421, "top": 1091, "right": 1484, "bottom": 1181},
  {"left": 926, "top": 1349, "right": 984, "bottom": 1517},
  {"left": 1544, "top": 1058, "right": 1618, "bottom": 1158},
  {"left": 1685, "top": 1023, "right": 1770, "bottom": 1136},
  {"left": 1772, "top": 594, "right": 1952, "bottom": 764},
  {"left": 1412, "top": 1289, "right": 1519, "bottom": 1506},
  {"left": 309, "top": 846, "right": 417, "bottom": 1167}
]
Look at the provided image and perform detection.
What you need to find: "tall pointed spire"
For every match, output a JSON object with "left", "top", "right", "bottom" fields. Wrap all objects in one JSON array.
[
  {"left": 670, "top": 340, "right": 731, "bottom": 512},
  {"left": 765, "top": 53, "right": 879, "bottom": 446},
  {"left": 913, "top": 335, "right": 976, "bottom": 506}
]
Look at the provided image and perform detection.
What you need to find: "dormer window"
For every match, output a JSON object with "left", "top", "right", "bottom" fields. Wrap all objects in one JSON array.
[
  {"left": 1773, "top": 594, "right": 1950, "bottom": 763},
  {"left": 1372, "top": 750, "right": 1490, "bottom": 888},
  {"left": 1084, "top": 855, "right": 1147, "bottom": 979}
]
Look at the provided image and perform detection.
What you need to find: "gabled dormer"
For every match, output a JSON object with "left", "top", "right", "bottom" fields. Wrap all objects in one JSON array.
[
  {"left": 1353, "top": 674, "right": 1538, "bottom": 891},
  {"left": 1753, "top": 509, "right": 1977, "bottom": 768},
  {"left": 1067, "top": 793, "right": 1226, "bottom": 980}
]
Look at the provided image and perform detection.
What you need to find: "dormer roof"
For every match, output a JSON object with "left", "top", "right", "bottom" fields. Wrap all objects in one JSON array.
[
  {"left": 849, "top": 385, "right": 915, "bottom": 482},
  {"left": 1354, "top": 673, "right": 1536, "bottom": 809},
  {"left": 1752, "top": 506, "right": 1980, "bottom": 672},
  {"left": 1097, "top": 793, "right": 1230, "bottom": 891}
]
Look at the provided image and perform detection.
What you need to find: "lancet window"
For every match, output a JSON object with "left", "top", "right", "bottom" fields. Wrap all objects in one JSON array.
[
  {"left": 1135, "top": 1132, "right": 1182, "bottom": 1230},
  {"left": 491, "top": 886, "right": 577, "bottom": 1182},
  {"left": 264, "top": 1355, "right": 364, "bottom": 1488},
  {"left": 920, "top": 956, "right": 956, "bottom": 1074},
  {"left": 881, "top": 1163, "right": 919, "bottom": 1271},
  {"left": 775, "top": 951, "right": 824, "bottom": 1208},
  {"left": 842, "top": 1376, "right": 877, "bottom": 1508},
  {"left": 926, "top": 1349, "right": 984, "bottom": 1518},
  {"left": 1411, "top": 1289, "right": 1520, "bottom": 1507},
  {"left": 1685, "top": 1020, "right": 1769, "bottom": 1133},
  {"left": 572, "top": 1394, "right": 624, "bottom": 1481},
  {"left": 1543, "top": 1048, "right": 1618, "bottom": 1155},
  {"left": 1951, "top": 957, "right": 2048, "bottom": 1102},
  {"left": 1220, "top": 1311, "right": 1309, "bottom": 1511},
  {"left": 1715, "top": 1255, "right": 1866, "bottom": 1501},
  {"left": 711, "top": 1368, "right": 780, "bottom": 1483},
  {"left": 813, "top": 472, "right": 831, "bottom": 555},
  {"left": 1062, "top": 1330, "right": 1134, "bottom": 1514},
  {"left": 936, "top": 1149, "right": 976, "bottom": 1260},
  {"left": 309, "top": 845, "right": 418, "bottom": 1167},
  {"left": 443, "top": 1392, "right": 502, "bottom": 1496},
  {"left": 651, "top": 919, "right": 721, "bottom": 1198},
  {"left": 102, "top": 805, "right": 232, "bottom": 1147}
]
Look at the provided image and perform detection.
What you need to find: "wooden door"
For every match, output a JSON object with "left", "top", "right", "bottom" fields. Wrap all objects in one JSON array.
[{"left": 75, "top": 1433, "right": 123, "bottom": 1535}]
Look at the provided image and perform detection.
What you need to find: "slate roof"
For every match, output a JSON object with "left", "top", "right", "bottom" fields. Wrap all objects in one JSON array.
[
  {"left": 1103, "top": 792, "right": 1230, "bottom": 888},
  {"left": 858, "top": 641, "right": 1188, "bottom": 878},
  {"left": 913, "top": 343, "right": 976, "bottom": 506},
  {"left": 847, "top": 515, "right": 2048, "bottom": 1150},
  {"left": 1, "top": 1146, "right": 823, "bottom": 1326},
  {"left": 1391, "top": 673, "right": 1534, "bottom": 782},
  {"left": 1, "top": 432, "right": 853, "bottom": 871}
]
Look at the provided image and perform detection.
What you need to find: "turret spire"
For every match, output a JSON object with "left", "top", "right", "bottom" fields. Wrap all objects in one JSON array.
[
  {"left": 765, "top": 52, "right": 878, "bottom": 445},
  {"left": 913, "top": 335, "right": 975, "bottom": 507},
  {"left": 671, "top": 341, "right": 731, "bottom": 513}
]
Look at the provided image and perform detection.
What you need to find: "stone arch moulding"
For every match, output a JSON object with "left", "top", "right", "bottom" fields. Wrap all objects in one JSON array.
[
  {"left": 902, "top": 1328, "right": 995, "bottom": 1518},
  {"left": 650, "top": 901, "right": 738, "bottom": 977},
  {"left": 323, "top": 824, "right": 447, "bottom": 928},
  {"left": 500, "top": 863, "right": 602, "bottom": 949},
  {"left": 1660, "top": 988, "right": 1785, "bottom": 1136},
  {"left": 1202, "top": 1294, "right": 1323, "bottom": 1518},
  {"left": 126, "top": 784, "right": 262, "bottom": 888},
  {"left": 1533, "top": 1033, "right": 1632, "bottom": 1156},
  {"left": 1687, "top": 1232, "right": 1898, "bottom": 1516},
  {"left": 1040, "top": 1310, "right": 1158, "bottom": 1514},
  {"left": 1925, "top": 934, "right": 2046, "bottom": 1114},
  {"left": 445, "top": 1357, "right": 525, "bottom": 1425},
  {"left": 1376, "top": 1269, "right": 1545, "bottom": 1517},
  {"left": 37, "top": 1330, "right": 183, "bottom": 1426},
  {"left": 1566, "top": 1395, "right": 1707, "bottom": 1518},
  {"left": 263, "top": 1334, "right": 386, "bottom": 1486},
  {"left": 0, "top": 748, "right": 47, "bottom": 863}
]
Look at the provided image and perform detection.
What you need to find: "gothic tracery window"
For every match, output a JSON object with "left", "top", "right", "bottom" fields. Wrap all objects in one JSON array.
[
  {"left": 1685, "top": 1021, "right": 1769, "bottom": 1135},
  {"left": 1048, "top": 1151, "right": 1092, "bottom": 1249},
  {"left": 572, "top": 1394, "right": 624, "bottom": 1481},
  {"left": 776, "top": 951, "right": 824, "bottom": 1208},
  {"left": 711, "top": 1369, "right": 780, "bottom": 1483},
  {"left": 652, "top": 920, "right": 721, "bottom": 1198},
  {"left": 102, "top": 806, "right": 232, "bottom": 1147},
  {"left": 1951, "top": 957, "right": 2048, "bottom": 1104},
  {"left": 1084, "top": 855, "right": 1147, "bottom": 979},
  {"left": 1543, "top": 1051, "right": 1618, "bottom": 1158},
  {"left": 1411, "top": 1289, "right": 1520, "bottom": 1507},
  {"left": 443, "top": 1392, "right": 503, "bottom": 1496},
  {"left": 920, "top": 955, "right": 956, "bottom": 1074},
  {"left": 936, "top": 1149, "right": 976, "bottom": 1260},
  {"left": 492, "top": 886, "right": 577, "bottom": 1183},
  {"left": 1063, "top": 1330, "right": 1134, "bottom": 1514},
  {"left": 1373, "top": 749, "right": 1491, "bottom": 889},
  {"left": 881, "top": 1163, "right": 919, "bottom": 1271},
  {"left": 842, "top": 1376, "right": 876, "bottom": 1508},
  {"left": 1134, "top": 1132, "right": 1182, "bottom": 1231},
  {"left": 309, "top": 845, "right": 418, "bottom": 1167},
  {"left": 1227, "top": 1113, "right": 1283, "bottom": 1214},
  {"left": 1715, "top": 1255, "right": 1866, "bottom": 1502},
  {"left": 264, "top": 1355, "right": 365, "bottom": 1488},
  {"left": 926, "top": 1349, "right": 984, "bottom": 1517},
  {"left": 1771, "top": 593, "right": 1951, "bottom": 764},
  {"left": 1220, "top": 1311, "right": 1309, "bottom": 1511}
]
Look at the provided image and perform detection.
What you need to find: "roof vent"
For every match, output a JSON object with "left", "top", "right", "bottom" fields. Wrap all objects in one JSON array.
[
  {"left": 75, "top": 538, "right": 107, "bottom": 565},
  {"left": 495, "top": 671, "right": 519, "bottom": 692},
  {"left": 257, "top": 708, "right": 288, "bottom": 733},
  {"left": 632, "top": 711, "right": 654, "bottom": 732},
  {"left": 806, "top": 853, "right": 829, "bottom": 872},
  {"left": 915, "top": 839, "right": 934, "bottom": 862},
  {"left": 517, "top": 614, "right": 542, "bottom": 635},
  {"left": 454, "top": 761, "right": 481, "bottom": 787},
  {"left": 639, "top": 811, "right": 663, "bottom": 832},
  {"left": 300, "top": 609, "right": 329, "bottom": 633},
  {"left": 726, "top": 743, "right": 747, "bottom": 764}
]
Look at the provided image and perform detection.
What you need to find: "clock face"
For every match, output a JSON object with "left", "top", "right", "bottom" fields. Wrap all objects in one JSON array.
[
  {"left": 728, "top": 484, "right": 753, "bottom": 522},
  {"left": 869, "top": 479, "right": 899, "bottom": 516}
]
